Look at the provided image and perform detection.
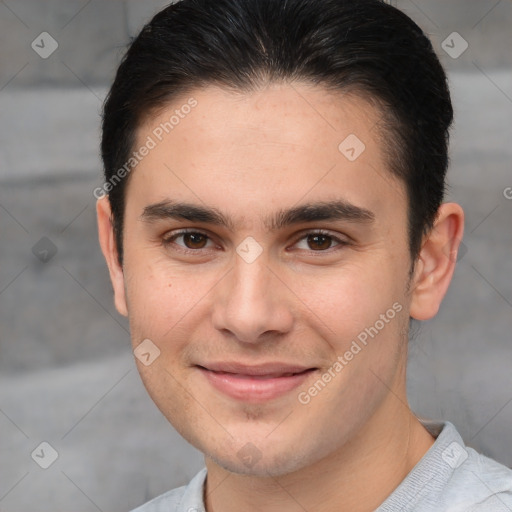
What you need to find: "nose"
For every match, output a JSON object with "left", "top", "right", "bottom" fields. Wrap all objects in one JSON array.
[{"left": 211, "top": 252, "right": 294, "bottom": 344}]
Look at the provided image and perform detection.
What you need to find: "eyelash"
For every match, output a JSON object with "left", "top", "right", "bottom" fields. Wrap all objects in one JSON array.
[{"left": 161, "top": 229, "right": 350, "bottom": 256}]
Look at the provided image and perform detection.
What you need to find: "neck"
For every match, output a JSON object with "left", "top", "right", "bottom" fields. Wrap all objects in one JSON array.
[{"left": 204, "top": 390, "right": 435, "bottom": 512}]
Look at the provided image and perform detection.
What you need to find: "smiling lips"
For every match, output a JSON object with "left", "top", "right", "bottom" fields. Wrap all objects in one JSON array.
[{"left": 197, "top": 362, "right": 317, "bottom": 402}]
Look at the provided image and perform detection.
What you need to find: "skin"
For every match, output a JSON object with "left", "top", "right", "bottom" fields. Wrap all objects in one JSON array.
[{"left": 97, "top": 82, "right": 464, "bottom": 512}]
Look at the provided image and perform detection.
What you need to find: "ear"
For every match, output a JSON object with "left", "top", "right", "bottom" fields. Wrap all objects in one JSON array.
[
  {"left": 96, "top": 196, "right": 128, "bottom": 317},
  {"left": 409, "top": 202, "right": 464, "bottom": 321}
]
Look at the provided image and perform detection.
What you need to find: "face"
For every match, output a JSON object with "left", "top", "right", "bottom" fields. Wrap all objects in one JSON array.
[{"left": 103, "top": 83, "right": 418, "bottom": 476}]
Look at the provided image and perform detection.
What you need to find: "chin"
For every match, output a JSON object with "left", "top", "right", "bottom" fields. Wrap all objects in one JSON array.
[
  {"left": 202, "top": 435, "right": 319, "bottom": 478},
  {"left": 209, "top": 451, "right": 306, "bottom": 477}
]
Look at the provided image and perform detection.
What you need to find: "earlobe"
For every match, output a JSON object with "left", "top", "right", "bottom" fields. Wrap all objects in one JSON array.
[
  {"left": 96, "top": 196, "right": 129, "bottom": 317},
  {"left": 409, "top": 203, "right": 464, "bottom": 321}
]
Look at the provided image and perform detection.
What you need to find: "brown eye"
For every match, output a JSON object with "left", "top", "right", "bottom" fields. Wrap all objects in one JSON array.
[
  {"left": 293, "top": 230, "right": 348, "bottom": 253},
  {"left": 182, "top": 232, "right": 208, "bottom": 249},
  {"left": 162, "top": 230, "right": 213, "bottom": 252},
  {"left": 306, "top": 233, "right": 334, "bottom": 251}
]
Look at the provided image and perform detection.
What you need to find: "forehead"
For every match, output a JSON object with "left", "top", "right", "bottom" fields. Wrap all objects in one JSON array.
[
  {"left": 139, "top": 82, "right": 381, "bottom": 158},
  {"left": 129, "top": 82, "right": 405, "bottom": 226}
]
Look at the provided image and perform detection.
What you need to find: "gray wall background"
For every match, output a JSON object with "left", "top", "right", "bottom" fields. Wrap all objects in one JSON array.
[{"left": 0, "top": 1, "right": 511, "bottom": 511}]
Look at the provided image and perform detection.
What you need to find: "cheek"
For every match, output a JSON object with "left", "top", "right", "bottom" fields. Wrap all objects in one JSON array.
[
  {"left": 123, "top": 264, "right": 202, "bottom": 422},
  {"left": 123, "top": 262, "right": 181, "bottom": 343},
  {"left": 122, "top": 258, "right": 221, "bottom": 359},
  {"left": 297, "top": 259, "right": 402, "bottom": 342}
]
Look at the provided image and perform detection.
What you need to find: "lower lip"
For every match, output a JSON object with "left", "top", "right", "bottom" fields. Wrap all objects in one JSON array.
[{"left": 198, "top": 367, "right": 316, "bottom": 403}]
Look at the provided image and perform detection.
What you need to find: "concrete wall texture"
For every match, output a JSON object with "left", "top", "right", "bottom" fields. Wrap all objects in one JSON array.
[{"left": 0, "top": 1, "right": 511, "bottom": 511}]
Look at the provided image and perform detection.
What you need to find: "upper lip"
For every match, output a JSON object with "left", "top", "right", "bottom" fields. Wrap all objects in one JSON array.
[{"left": 197, "top": 362, "right": 316, "bottom": 376}]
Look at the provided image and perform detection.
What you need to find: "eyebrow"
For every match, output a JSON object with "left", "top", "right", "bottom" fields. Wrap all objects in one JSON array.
[{"left": 140, "top": 198, "right": 375, "bottom": 231}]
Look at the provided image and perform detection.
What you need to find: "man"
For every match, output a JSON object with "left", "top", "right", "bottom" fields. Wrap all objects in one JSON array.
[{"left": 96, "top": 0, "right": 512, "bottom": 510}]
